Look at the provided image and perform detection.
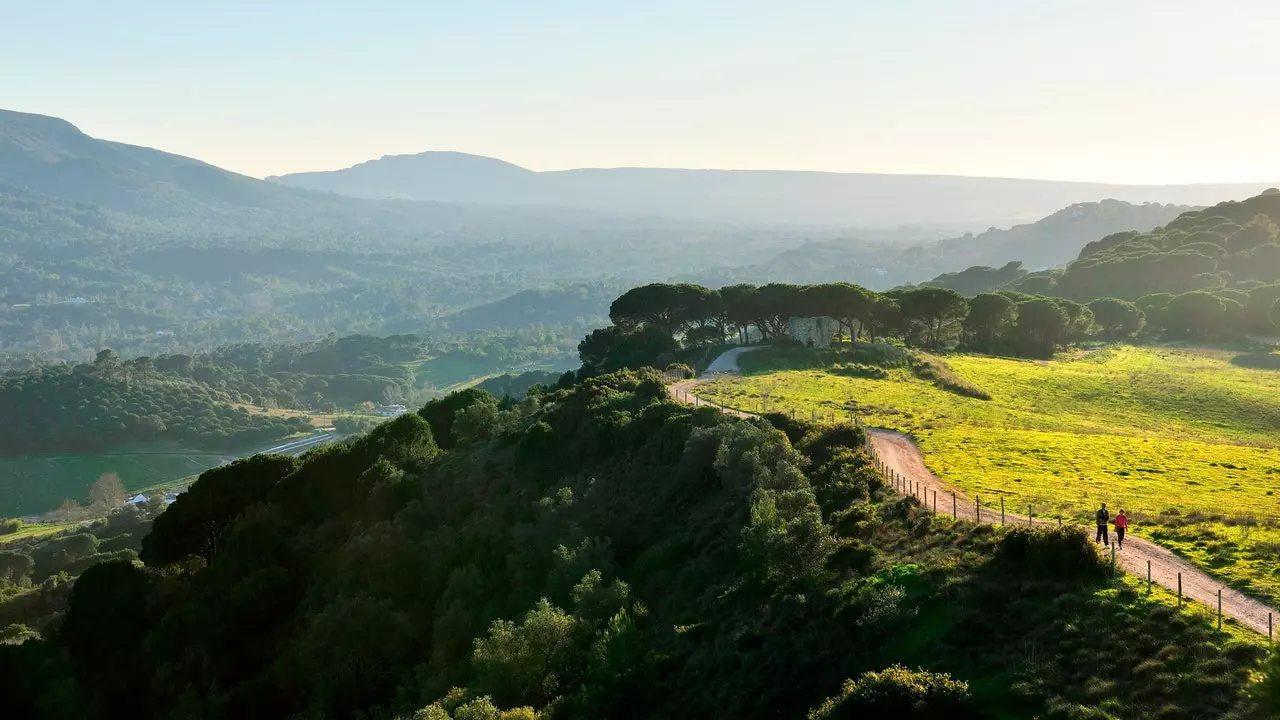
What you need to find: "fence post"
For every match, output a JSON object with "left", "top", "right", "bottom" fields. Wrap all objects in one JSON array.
[
  {"left": 1178, "top": 574, "right": 1182, "bottom": 609},
  {"left": 1110, "top": 543, "right": 1116, "bottom": 570},
  {"left": 1217, "top": 589, "right": 1223, "bottom": 631},
  {"left": 1029, "top": 505, "right": 1033, "bottom": 526},
  {"left": 975, "top": 496, "right": 980, "bottom": 521},
  {"left": 1057, "top": 516, "right": 1061, "bottom": 527},
  {"left": 932, "top": 490, "right": 937, "bottom": 514},
  {"left": 952, "top": 492, "right": 957, "bottom": 520},
  {"left": 1000, "top": 497, "right": 1005, "bottom": 526},
  {"left": 1270, "top": 613, "right": 1273, "bottom": 643},
  {"left": 1147, "top": 560, "right": 1152, "bottom": 594}
]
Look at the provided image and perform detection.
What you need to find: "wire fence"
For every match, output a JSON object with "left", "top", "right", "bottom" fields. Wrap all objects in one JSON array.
[
  {"left": 669, "top": 385, "right": 1278, "bottom": 641},
  {"left": 856, "top": 419, "right": 1276, "bottom": 643}
]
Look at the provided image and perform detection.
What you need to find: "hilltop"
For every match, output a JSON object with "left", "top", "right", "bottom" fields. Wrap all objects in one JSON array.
[
  {"left": 270, "top": 149, "right": 1271, "bottom": 228},
  {"left": 1, "top": 373, "right": 1273, "bottom": 718}
]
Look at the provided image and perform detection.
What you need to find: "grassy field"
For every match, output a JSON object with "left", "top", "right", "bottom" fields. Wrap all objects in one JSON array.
[
  {"left": 0, "top": 451, "right": 233, "bottom": 517},
  {"left": 414, "top": 355, "right": 498, "bottom": 389},
  {"left": 0, "top": 521, "right": 80, "bottom": 546},
  {"left": 698, "top": 344, "right": 1280, "bottom": 605}
]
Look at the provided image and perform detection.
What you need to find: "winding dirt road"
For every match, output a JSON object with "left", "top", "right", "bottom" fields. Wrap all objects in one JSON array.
[{"left": 670, "top": 346, "right": 1279, "bottom": 638}]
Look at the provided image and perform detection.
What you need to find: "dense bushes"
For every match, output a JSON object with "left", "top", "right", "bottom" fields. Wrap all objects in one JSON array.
[
  {"left": 0, "top": 376, "right": 1268, "bottom": 719},
  {"left": 808, "top": 665, "right": 975, "bottom": 719},
  {"left": 995, "top": 526, "right": 1109, "bottom": 582}
]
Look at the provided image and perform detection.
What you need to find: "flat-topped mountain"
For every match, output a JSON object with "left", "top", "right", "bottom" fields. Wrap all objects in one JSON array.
[{"left": 270, "top": 149, "right": 1278, "bottom": 228}]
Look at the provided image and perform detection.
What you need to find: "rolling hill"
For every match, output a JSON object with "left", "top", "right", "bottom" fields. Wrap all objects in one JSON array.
[
  {"left": 681, "top": 199, "right": 1192, "bottom": 290},
  {"left": 270, "top": 149, "right": 1275, "bottom": 228}
]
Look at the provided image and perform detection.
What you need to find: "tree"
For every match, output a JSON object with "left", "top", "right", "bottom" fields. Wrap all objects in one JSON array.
[
  {"left": 88, "top": 472, "right": 125, "bottom": 511},
  {"left": 473, "top": 599, "right": 578, "bottom": 707},
  {"left": 1055, "top": 299, "right": 1096, "bottom": 342},
  {"left": 804, "top": 283, "right": 875, "bottom": 342},
  {"left": 62, "top": 560, "right": 153, "bottom": 713},
  {"left": 419, "top": 389, "right": 499, "bottom": 451},
  {"left": 576, "top": 326, "right": 679, "bottom": 376},
  {"left": 1226, "top": 215, "right": 1278, "bottom": 253},
  {"left": 861, "top": 295, "right": 901, "bottom": 343},
  {"left": 751, "top": 283, "right": 806, "bottom": 339},
  {"left": 140, "top": 454, "right": 299, "bottom": 565},
  {"left": 1135, "top": 293, "right": 1174, "bottom": 331},
  {"left": 895, "top": 287, "right": 969, "bottom": 348},
  {"left": 454, "top": 403, "right": 518, "bottom": 445},
  {"left": 719, "top": 284, "right": 759, "bottom": 344},
  {"left": 608, "top": 283, "right": 708, "bottom": 335},
  {"left": 1088, "top": 298, "right": 1145, "bottom": 339},
  {"left": 963, "top": 293, "right": 1016, "bottom": 348},
  {"left": 1165, "top": 291, "right": 1226, "bottom": 338},
  {"left": 1013, "top": 298, "right": 1070, "bottom": 357},
  {"left": 1246, "top": 283, "right": 1280, "bottom": 331}
]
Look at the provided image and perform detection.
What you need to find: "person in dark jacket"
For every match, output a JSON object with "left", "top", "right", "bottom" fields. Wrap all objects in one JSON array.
[{"left": 1095, "top": 503, "right": 1109, "bottom": 545}]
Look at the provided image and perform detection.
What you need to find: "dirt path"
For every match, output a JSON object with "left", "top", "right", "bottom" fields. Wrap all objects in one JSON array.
[{"left": 672, "top": 347, "right": 1280, "bottom": 638}]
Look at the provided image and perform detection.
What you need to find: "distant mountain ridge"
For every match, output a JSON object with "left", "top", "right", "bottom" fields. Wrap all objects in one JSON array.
[{"left": 270, "top": 149, "right": 1277, "bottom": 228}]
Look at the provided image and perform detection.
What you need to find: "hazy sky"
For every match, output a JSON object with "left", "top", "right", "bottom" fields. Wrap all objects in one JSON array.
[{"left": 4, "top": 0, "right": 1277, "bottom": 183}]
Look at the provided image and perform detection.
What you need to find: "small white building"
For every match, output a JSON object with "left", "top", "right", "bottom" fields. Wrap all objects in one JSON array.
[
  {"left": 126, "top": 494, "right": 148, "bottom": 506},
  {"left": 786, "top": 316, "right": 839, "bottom": 349}
]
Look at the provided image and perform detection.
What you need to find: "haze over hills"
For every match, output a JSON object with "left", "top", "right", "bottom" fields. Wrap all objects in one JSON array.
[
  {"left": 0, "top": 106, "right": 1250, "bottom": 365},
  {"left": 680, "top": 198, "right": 1193, "bottom": 290},
  {"left": 269, "top": 150, "right": 1275, "bottom": 228}
]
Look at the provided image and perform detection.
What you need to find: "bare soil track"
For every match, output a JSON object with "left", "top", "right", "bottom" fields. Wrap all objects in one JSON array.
[{"left": 669, "top": 346, "right": 1280, "bottom": 638}]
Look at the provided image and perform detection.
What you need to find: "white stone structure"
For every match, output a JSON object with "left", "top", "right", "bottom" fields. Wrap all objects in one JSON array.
[{"left": 786, "top": 316, "right": 839, "bottom": 348}]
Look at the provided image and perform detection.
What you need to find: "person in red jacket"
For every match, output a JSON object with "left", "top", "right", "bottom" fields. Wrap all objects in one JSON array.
[{"left": 1114, "top": 509, "right": 1129, "bottom": 550}]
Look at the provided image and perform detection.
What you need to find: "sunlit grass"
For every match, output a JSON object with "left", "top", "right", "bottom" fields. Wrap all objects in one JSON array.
[
  {"left": 0, "top": 521, "right": 79, "bottom": 545},
  {"left": 698, "top": 345, "right": 1280, "bottom": 605}
]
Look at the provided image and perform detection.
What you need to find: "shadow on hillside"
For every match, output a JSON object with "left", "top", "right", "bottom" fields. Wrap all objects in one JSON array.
[{"left": 1230, "top": 351, "right": 1280, "bottom": 370}]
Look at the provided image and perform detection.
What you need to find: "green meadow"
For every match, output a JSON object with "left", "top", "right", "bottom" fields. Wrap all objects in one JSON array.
[
  {"left": 0, "top": 451, "right": 233, "bottom": 517},
  {"left": 698, "top": 345, "right": 1280, "bottom": 605}
]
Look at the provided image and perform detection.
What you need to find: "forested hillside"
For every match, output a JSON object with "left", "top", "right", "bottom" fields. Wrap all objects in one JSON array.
[
  {"left": 1049, "top": 189, "right": 1280, "bottom": 301},
  {"left": 912, "top": 190, "right": 1280, "bottom": 342},
  {"left": 0, "top": 110, "right": 815, "bottom": 363},
  {"left": 0, "top": 349, "right": 312, "bottom": 456},
  {"left": 2, "top": 373, "right": 1273, "bottom": 718}
]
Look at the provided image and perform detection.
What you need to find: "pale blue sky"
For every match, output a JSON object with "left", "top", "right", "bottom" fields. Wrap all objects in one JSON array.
[{"left": 4, "top": 0, "right": 1277, "bottom": 183}]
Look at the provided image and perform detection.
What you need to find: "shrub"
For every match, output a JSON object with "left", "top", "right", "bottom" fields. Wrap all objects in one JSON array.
[
  {"left": 831, "top": 363, "right": 889, "bottom": 379},
  {"left": 800, "top": 424, "right": 869, "bottom": 469},
  {"left": 664, "top": 362, "right": 695, "bottom": 380},
  {"left": 808, "top": 665, "right": 974, "bottom": 719},
  {"left": 760, "top": 412, "right": 813, "bottom": 445},
  {"left": 1251, "top": 646, "right": 1280, "bottom": 715},
  {"left": 996, "top": 526, "right": 1108, "bottom": 582},
  {"left": 0, "top": 551, "right": 35, "bottom": 583},
  {"left": 906, "top": 353, "right": 991, "bottom": 400},
  {"left": 0, "top": 518, "right": 20, "bottom": 536}
]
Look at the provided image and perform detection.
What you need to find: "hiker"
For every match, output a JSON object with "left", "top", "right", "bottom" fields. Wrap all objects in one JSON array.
[
  {"left": 1095, "top": 503, "right": 1109, "bottom": 545},
  {"left": 1114, "top": 509, "right": 1128, "bottom": 550}
]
